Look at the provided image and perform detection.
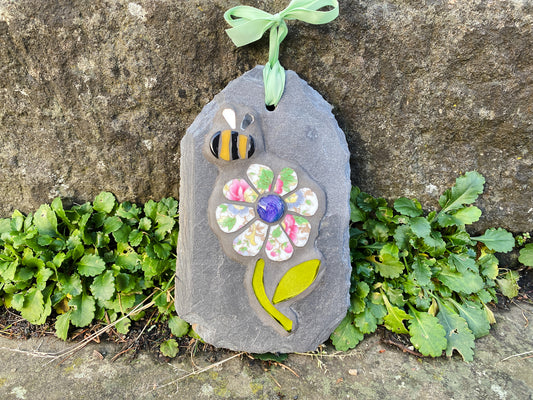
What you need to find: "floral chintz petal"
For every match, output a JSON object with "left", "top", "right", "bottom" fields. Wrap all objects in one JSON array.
[
  {"left": 223, "top": 179, "right": 258, "bottom": 203},
  {"left": 281, "top": 214, "right": 311, "bottom": 247},
  {"left": 247, "top": 164, "right": 274, "bottom": 194},
  {"left": 265, "top": 224, "right": 294, "bottom": 262},
  {"left": 233, "top": 220, "right": 268, "bottom": 256},
  {"left": 273, "top": 167, "right": 298, "bottom": 196},
  {"left": 216, "top": 204, "right": 255, "bottom": 233},
  {"left": 284, "top": 188, "right": 319, "bottom": 216}
]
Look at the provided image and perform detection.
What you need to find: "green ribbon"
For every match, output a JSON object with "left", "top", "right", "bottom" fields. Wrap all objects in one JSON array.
[{"left": 224, "top": 0, "right": 339, "bottom": 107}]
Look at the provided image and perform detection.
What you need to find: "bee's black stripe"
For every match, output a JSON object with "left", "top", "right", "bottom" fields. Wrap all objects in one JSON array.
[
  {"left": 231, "top": 131, "right": 239, "bottom": 160},
  {"left": 247, "top": 135, "right": 255, "bottom": 158},
  {"left": 210, "top": 132, "right": 220, "bottom": 158}
]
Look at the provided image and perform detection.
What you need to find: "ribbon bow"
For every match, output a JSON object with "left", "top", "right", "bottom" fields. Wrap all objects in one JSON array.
[{"left": 224, "top": 0, "right": 339, "bottom": 107}]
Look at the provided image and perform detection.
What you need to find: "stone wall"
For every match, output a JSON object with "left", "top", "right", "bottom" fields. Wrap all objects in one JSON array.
[{"left": 0, "top": 0, "right": 531, "bottom": 232}]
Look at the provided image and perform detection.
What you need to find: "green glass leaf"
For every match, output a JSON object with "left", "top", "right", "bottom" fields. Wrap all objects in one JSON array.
[
  {"left": 77, "top": 254, "right": 106, "bottom": 277},
  {"left": 272, "top": 259, "right": 320, "bottom": 304},
  {"left": 496, "top": 271, "right": 520, "bottom": 298},
  {"left": 55, "top": 311, "right": 71, "bottom": 340},
  {"left": 34, "top": 204, "right": 58, "bottom": 237},
  {"left": 448, "top": 298, "right": 490, "bottom": 339},
  {"left": 438, "top": 171, "right": 485, "bottom": 213},
  {"left": 437, "top": 301, "right": 475, "bottom": 361},
  {"left": 471, "top": 228, "right": 515, "bottom": 253},
  {"left": 90, "top": 270, "right": 115, "bottom": 301},
  {"left": 93, "top": 192, "right": 116, "bottom": 214},
  {"left": 409, "top": 217, "right": 431, "bottom": 239},
  {"left": 168, "top": 315, "right": 190, "bottom": 337},
  {"left": 160, "top": 339, "right": 179, "bottom": 358},
  {"left": 103, "top": 216, "right": 123, "bottom": 234},
  {"left": 519, "top": 243, "right": 533, "bottom": 267},
  {"left": 330, "top": 314, "right": 364, "bottom": 351},
  {"left": 69, "top": 293, "right": 96, "bottom": 327},
  {"left": 438, "top": 264, "right": 483, "bottom": 294},
  {"left": 394, "top": 197, "right": 423, "bottom": 217},
  {"left": 408, "top": 308, "right": 447, "bottom": 357}
]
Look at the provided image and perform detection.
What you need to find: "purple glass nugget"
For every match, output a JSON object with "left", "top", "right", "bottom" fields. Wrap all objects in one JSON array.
[{"left": 257, "top": 195, "right": 285, "bottom": 223}]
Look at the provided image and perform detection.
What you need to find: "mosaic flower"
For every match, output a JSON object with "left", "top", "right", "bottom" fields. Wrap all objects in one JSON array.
[{"left": 216, "top": 164, "right": 319, "bottom": 262}]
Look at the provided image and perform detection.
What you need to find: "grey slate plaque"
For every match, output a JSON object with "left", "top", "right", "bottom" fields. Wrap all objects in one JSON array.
[{"left": 175, "top": 66, "right": 351, "bottom": 353}]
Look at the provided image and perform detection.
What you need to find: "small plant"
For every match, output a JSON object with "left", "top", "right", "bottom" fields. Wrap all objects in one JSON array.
[
  {"left": 330, "top": 171, "right": 519, "bottom": 361},
  {"left": 0, "top": 192, "right": 189, "bottom": 350}
]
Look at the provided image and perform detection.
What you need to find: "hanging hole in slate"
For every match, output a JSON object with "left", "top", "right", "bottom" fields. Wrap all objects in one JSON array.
[{"left": 266, "top": 104, "right": 276, "bottom": 112}]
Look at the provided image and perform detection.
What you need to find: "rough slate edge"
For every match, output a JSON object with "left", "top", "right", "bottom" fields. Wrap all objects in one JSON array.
[{"left": 176, "top": 66, "right": 351, "bottom": 353}]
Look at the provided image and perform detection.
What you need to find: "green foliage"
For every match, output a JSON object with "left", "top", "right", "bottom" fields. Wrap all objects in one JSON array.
[
  {"left": 0, "top": 192, "right": 187, "bottom": 352},
  {"left": 331, "top": 171, "right": 518, "bottom": 360},
  {"left": 518, "top": 243, "right": 533, "bottom": 267}
]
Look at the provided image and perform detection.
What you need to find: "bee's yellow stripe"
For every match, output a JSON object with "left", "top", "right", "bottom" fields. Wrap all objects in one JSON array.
[
  {"left": 238, "top": 135, "right": 248, "bottom": 159},
  {"left": 219, "top": 130, "right": 232, "bottom": 161}
]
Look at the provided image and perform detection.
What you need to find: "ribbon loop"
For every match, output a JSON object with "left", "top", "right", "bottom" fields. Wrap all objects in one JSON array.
[{"left": 224, "top": 0, "right": 339, "bottom": 106}]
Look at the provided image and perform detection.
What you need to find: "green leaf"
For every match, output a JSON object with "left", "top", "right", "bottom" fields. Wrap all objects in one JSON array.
[
  {"left": 394, "top": 197, "right": 422, "bottom": 217},
  {"left": 272, "top": 259, "right": 320, "bottom": 304},
  {"left": 421, "top": 231, "right": 446, "bottom": 257},
  {"left": 370, "top": 254, "right": 404, "bottom": 279},
  {"left": 438, "top": 264, "right": 483, "bottom": 294},
  {"left": 438, "top": 171, "right": 485, "bottom": 213},
  {"left": 354, "top": 307, "right": 378, "bottom": 334},
  {"left": 437, "top": 301, "right": 475, "bottom": 361},
  {"left": 55, "top": 311, "right": 72, "bottom": 340},
  {"left": 113, "top": 223, "right": 132, "bottom": 243},
  {"left": 382, "top": 291, "right": 411, "bottom": 334},
  {"left": 519, "top": 243, "right": 533, "bottom": 266},
  {"left": 77, "top": 254, "right": 106, "bottom": 277},
  {"left": 115, "top": 273, "right": 136, "bottom": 292},
  {"left": 448, "top": 253, "right": 477, "bottom": 274},
  {"left": 408, "top": 308, "right": 447, "bottom": 357},
  {"left": 411, "top": 257, "right": 433, "bottom": 286},
  {"left": 116, "top": 251, "right": 141, "bottom": 271},
  {"left": 103, "top": 216, "right": 123, "bottom": 234},
  {"left": 34, "top": 204, "right": 58, "bottom": 236},
  {"left": 168, "top": 315, "right": 190, "bottom": 337},
  {"left": 409, "top": 217, "right": 431, "bottom": 239},
  {"left": 129, "top": 229, "right": 144, "bottom": 247},
  {"left": 138, "top": 217, "right": 152, "bottom": 231},
  {"left": 36, "top": 267, "right": 54, "bottom": 290},
  {"left": 472, "top": 228, "right": 515, "bottom": 253},
  {"left": 478, "top": 253, "right": 499, "bottom": 280},
  {"left": 496, "top": 271, "right": 520, "bottom": 298},
  {"left": 58, "top": 273, "right": 83, "bottom": 297},
  {"left": 93, "top": 192, "right": 116, "bottom": 214},
  {"left": 144, "top": 200, "right": 158, "bottom": 221},
  {"left": 448, "top": 299, "right": 490, "bottom": 339},
  {"left": 51, "top": 197, "right": 75, "bottom": 229},
  {"left": 330, "top": 314, "right": 364, "bottom": 351},
  {"left": 364, "top": 220, "right": 389, "bottom": 242},
  {"left": 90, "top": 270, "right": 115, "bottom": 301},
  {"left": 17, "top": 288, "right": 46, "bottom": 324},
  {"left": 155, "top": 215, "right": 175, "bottom": 240},
  {"left": 160, "top": 339, "right": 179, "bottom": 358},
  {"left": 350, "top": 202, "right": 366, "bottom": 223},
  {"left": 251, "top": 353, "right": 288, "bottom": 362},
  {"left": 153, "top": 242, "right": 172, "bottom": 260},
  {"left": 11, "top": 210, "right": 25, "bottom": 232},
  {"left": 69, "top": 293, "right": 96, "bottom": 327},
  {"left": 115, "top": 317, "right": 131, "bottom": 334}
]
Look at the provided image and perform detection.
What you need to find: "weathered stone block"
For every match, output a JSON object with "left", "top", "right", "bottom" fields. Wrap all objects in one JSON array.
[{"left": 175, "top": 66, "right": 351, "bottom": 353}]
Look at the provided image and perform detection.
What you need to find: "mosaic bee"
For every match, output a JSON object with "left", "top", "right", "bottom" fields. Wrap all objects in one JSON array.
[
  {"left": 209, "top": 109, "right": 255, "bottom": 161},
  {"left": 204, "top": 105, "right": 326, "bottom": 335}
]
